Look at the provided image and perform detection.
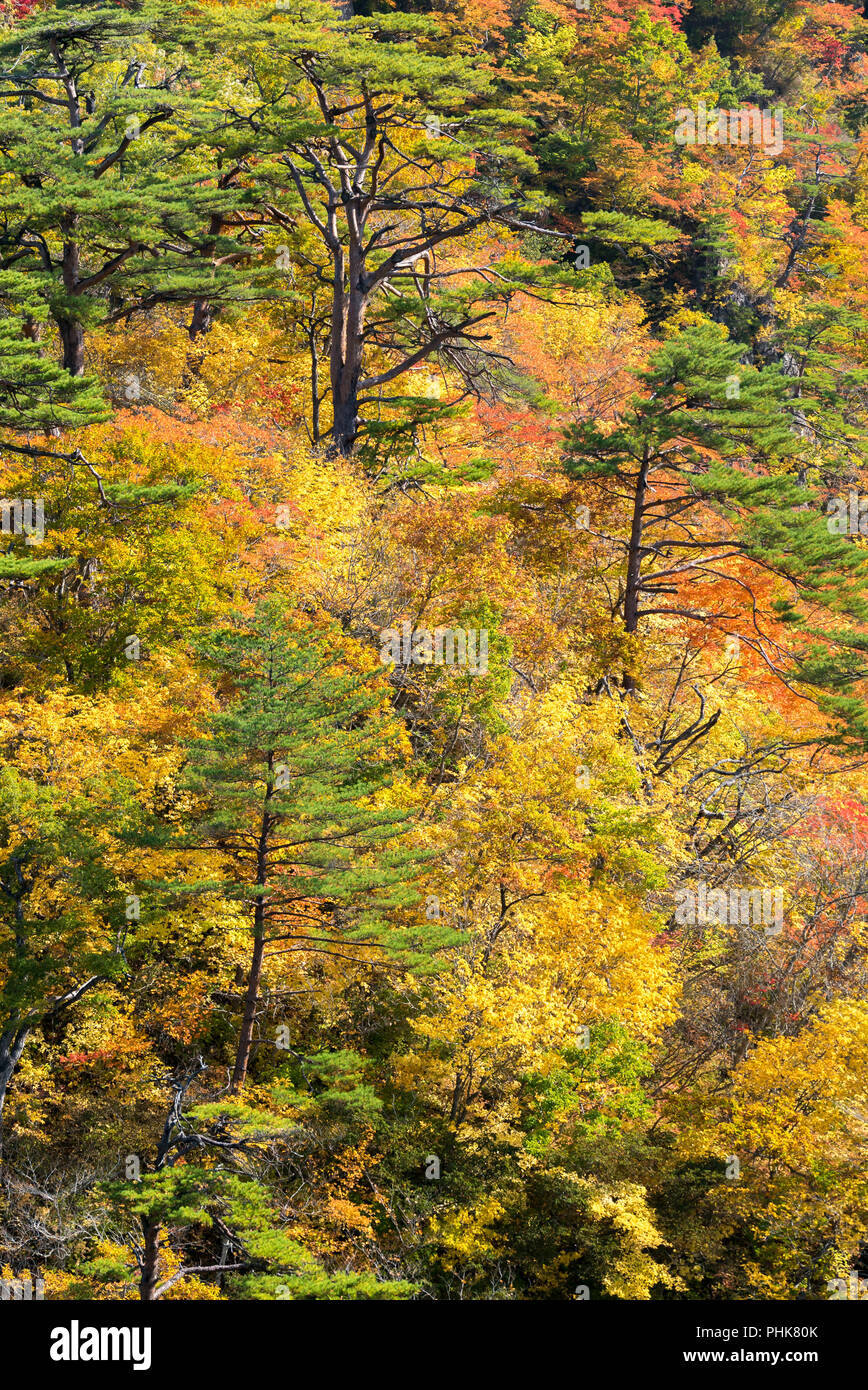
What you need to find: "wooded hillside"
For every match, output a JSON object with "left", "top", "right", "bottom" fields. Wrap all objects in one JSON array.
[{"left": 1, "top": 0, "right": 868, "bottom": 1303}]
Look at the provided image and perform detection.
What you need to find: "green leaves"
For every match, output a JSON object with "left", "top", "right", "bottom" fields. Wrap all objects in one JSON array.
[
  {"left": 0, "top": 0, "right": 253, "bottom": 373},
  {"left": 561, "top": 319, "right": 868, "bottom": 740},
  {"left": 160, "top": 603, "right": 453, "bottom": 1052}
]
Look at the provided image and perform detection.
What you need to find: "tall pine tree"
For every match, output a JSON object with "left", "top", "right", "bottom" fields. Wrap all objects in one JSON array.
[
  {"left": 0, "top": 0, "right": 249, "bottom": 374},
  {"left": 562, "top": 318, "right": 868, "bottom": 742},
  {"left": 162, "top": 604, "right": 450, "bottom": 1091}
]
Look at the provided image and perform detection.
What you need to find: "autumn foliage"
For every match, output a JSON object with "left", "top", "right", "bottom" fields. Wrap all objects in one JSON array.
[{"left": 0, "top": 0, "right": 867, "bottom": 1304}]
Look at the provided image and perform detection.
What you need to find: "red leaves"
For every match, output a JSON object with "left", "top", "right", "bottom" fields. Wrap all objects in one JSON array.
[
  {"left": 57, "top": 1048, "right": 112, "bottom": 1069},
  {"left": 799, "top": 795, "right": 868, "bottom": 856},
  {"left": 4, "top": 0, "right": 42, "bottom": 17}
]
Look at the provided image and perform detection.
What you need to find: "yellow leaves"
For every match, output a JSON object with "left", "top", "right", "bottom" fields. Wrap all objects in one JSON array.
[
  {"left": 507, "top": 289, "right": 647, "bottom": 410},
  {"left": 672, "top": 1001, "right": 868, "bottom": 1295},
  {"left": 482, "top": 1170, "right": 682, "bottom": 1300},
  {"left": 0, "top": 679, "right": 188, "bottom": 800},
  {"left": 266, "top": 448, "right": 372, "bottom": 609},
  {"left": 88, "top": 311, "right": 190, "bottom": 406},
  {"left": 305, "top": 1127, "right": 381, "bottom": 1250},
  {"left": 405, "top": 678, "right": 680, "bottom": 1123},
  {"left": 144, "top": 968, "right": 218, "bottom": 1048},
  {"left": 40, "top": 1243, "right": 225, "bottom": 1301},
  {"left": 546, "top": 887, "right": 680, "bottom": 1036},
  {"left": 323, "top": 1198, "right": 375, "bottom": 1237},
  {"left": 1, "top": 15, "right": 864, "bottom": 1305},
  {"left": 88, "top": 305, "right": 309, "bottom": 424},
  {"left": 4, "top": 1049, "right": 53, "bottom": 1143},
  {"left": 726, "top": 1000, "right": 868, "bottom": 1165},
  {"left": 414, "top": 878, "right": 678, "bottom": 1116},
  {"left": 584, "top": 1178, "right": 682, "bottom": 1299},
  {"left": 427, "top": 1194, "right": 506, "bottom": 1271}
]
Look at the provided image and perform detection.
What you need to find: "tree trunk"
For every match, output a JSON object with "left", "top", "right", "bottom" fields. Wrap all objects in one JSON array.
[
  {"left": 139, "top": 1217, "right": 160, "bottom": 1301},
  {"left": 623, "top": 454, "right": 650, "bottom": 636},
  {"left": 183, "top": 301, "right": 214, "bottom": 388},
  {"left": 308, "top": 316, "right": 321, "bottom": 444},
  {"left": 330, "top": 390, "right": 360, "bottom": 457},
  {"left": 622, "top": 452, "right": 650, "bottom": 693},
  {"left": 328, "top": 240, "right": 366, "bottom": 456},
  {"left": 188, "top": 299, "right": 214, "bottom": 342},
  {"left": 60, "top": 227, "right": 85, "bottom": 375},
  {"left": 230, "top": 905, "right": 266, "bottom": 1092},
  {"left": 0, "top": 1023, "right": 30, "bottom": 1154},
  {"left": 58, "top": 316, "right": 85, "bottom": 376}
]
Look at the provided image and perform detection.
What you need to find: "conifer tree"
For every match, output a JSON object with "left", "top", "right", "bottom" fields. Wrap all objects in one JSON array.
[
  {"left": 562, "top": 319, "right": 868, "bottom": 738},
  {"left": 209, "top": 1, "right": 544, "bottom": 455},
  {"left": 0, "top": 0, "right": 248, "bottom": 374},
  {"left": 99, "top": 1057, "right": 416, "bottom": 1300},
  {"left": 166, "top": 604, "right": 449, "bottom": 1091},
  {"left": 0, "top": 298, "right": 107, "bottom": 433}
]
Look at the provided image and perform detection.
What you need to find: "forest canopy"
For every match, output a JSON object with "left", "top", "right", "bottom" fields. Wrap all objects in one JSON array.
[{"left": 1, "top": 0, "right": 868, "bottom": 1305}]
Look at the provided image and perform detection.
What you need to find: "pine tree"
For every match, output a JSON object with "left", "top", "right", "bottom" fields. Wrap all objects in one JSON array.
[
  {"left": 0, "top": 292, "right": 108, "bottom": 433},
  {"left": 0, "top": 0, "right": 249, "bottom": 374},
  {"left": 562, "top": 318, "right": 868, "bottom": 739},
  {"left": 207, "top": 0, "right": 546, "bottom": 455},
  {"left": 163, "top": 603, "right": 451, "bottom": 1091},
  {"left": 98, "top": 1058, "right": 416, "bottom": 1300}
]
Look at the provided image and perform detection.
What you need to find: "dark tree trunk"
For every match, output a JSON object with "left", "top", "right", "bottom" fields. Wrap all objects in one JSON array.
[
  {"left": 327, "top": 232, "right": 367, "bottom": 456},
  {"left": 188, "top": 299, "right": 214, "bottom": 341},
  {"left": 0, "top": 1024, "right": 30, "bottom": 1154},
  {"left": 622, "top": 451, "right": 650, "bottom": 693},
  {"left": 59, "top": 227, "right": 85, "bottom": 375},
  {"left": 58, "top": 316, "right": 85, "bottom": 376},
  {"left": 623, "top": 453, "right": 650, "bottom": 637},
  {"left": 308, "top": 315, "right": 322, "bottom": 443},
  {"left": 231, "top": 902, "right": 266, "bottom": 1091},
  {"left": 330, "top": 391, "right": 360, "bottom": 457},
  {"left": 139, "top": 1218, "right": 160, "bottom": 1301}
]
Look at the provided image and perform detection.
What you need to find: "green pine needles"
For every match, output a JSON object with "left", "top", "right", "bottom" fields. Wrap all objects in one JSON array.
[{"left": 159, "top": 602, "right": 453, "bottom": 1090}]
